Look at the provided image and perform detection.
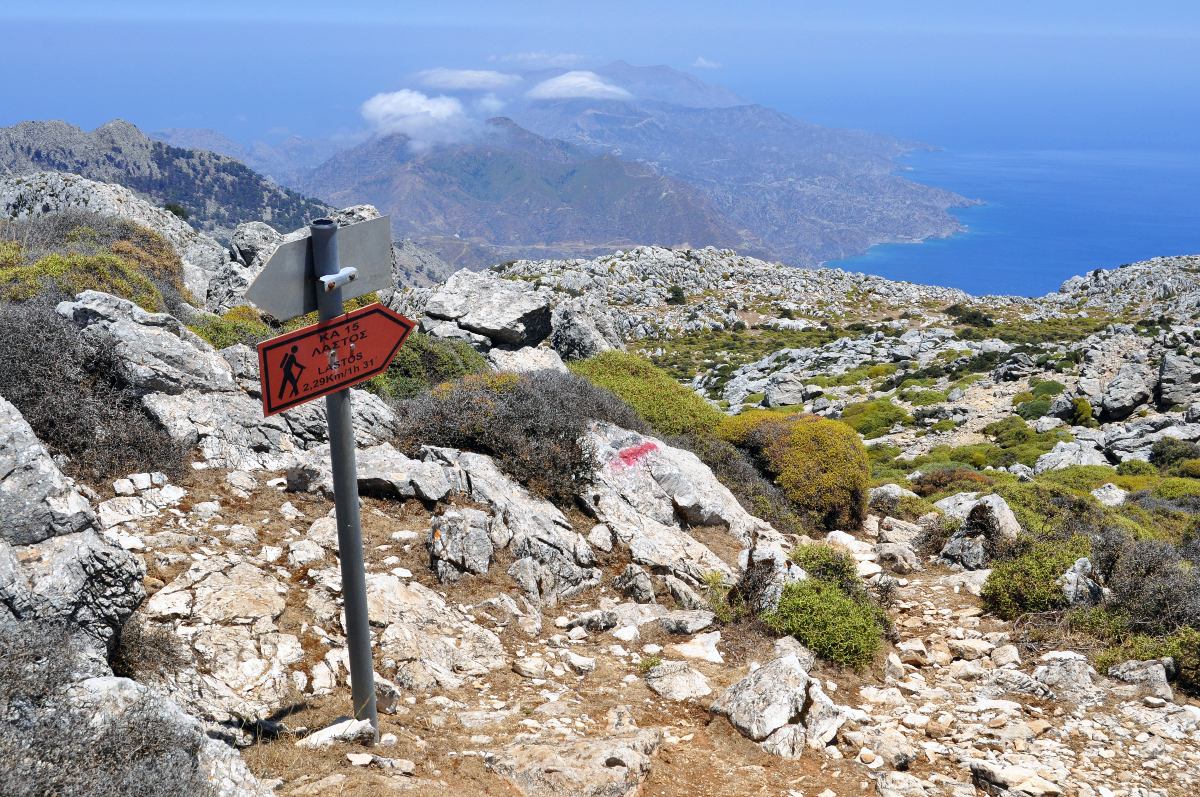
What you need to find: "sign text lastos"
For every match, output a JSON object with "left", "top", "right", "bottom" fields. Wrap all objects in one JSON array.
[{"left": 256, "top": 303, "right": 415, "bottom": 416}]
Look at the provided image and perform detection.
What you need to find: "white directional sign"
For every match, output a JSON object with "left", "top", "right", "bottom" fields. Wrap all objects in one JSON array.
[{"left": 246, "top": 215, "right": 394, "bottom": 321}]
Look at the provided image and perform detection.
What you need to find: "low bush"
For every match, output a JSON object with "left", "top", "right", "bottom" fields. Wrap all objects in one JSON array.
[
  {"left": 1070, "top": 397, "right": 1095, "bottom": 427},
  {"left": 720, "top": 412, "right": 869, "bottom": 529},
  {"left": 1151, "top": 438, "right": 1200, "bottom": 470},
  {"left": 911, "top": 467, "right": 992, "bottom": 497},
  {"left": 839, "top": 398, "right": 911, "bottom": 439},
  {"left": 1173, "top": 459, "right": 1200, "bottom": 479},
  {"left": 1030, "top": 379, "right": 1066, "bottom": 398},
  {"left": 0, "top": 212, "right": 192, "bottom": 313},
  {"left": 369, "top": 331, "right": 487, "bottom": 400},
  {"left": 569, "top": 351, "right": 723, "bottom": 437},
  {"left": 0, "top": 301, "right": 185, "bottom": 482},
  {"left": 1106, "top": 538, "right": 1200, "bottom": 634},
  {"left": 763, "top": 578, "right": 883, "bottom": 670},
  {"left": 1015, "top": 398, "right": 1051, "bottom": 420},
  {"left": 1117, "top": 459, "right": 1157, "bottom": 477},
  {"left": 981, "top": 536, "right": 1090, "bottom": 619},
  {"left": 187, "top": 305, "right": 272, "bottom": 350},
  {"left": 791, "top": 544, "right": 862, "bottom": 597},
  {"left": 394, "top": 370, "right": 647, "bottom": 504}
]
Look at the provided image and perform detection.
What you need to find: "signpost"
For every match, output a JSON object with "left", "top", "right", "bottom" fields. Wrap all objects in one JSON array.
[{"left": 249, "top": 216, "right": 414, "bottom": 739}]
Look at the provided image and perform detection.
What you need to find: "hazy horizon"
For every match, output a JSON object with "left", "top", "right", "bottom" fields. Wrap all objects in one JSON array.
[{"left": 4, "top": 2, "right": 1199, "bottom": 153}]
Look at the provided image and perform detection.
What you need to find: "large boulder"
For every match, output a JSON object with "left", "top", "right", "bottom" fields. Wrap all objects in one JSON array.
[
  {"left": 423, "top": 269, "right": 552, "bottom": 348},
  {"left": 0, "top": 171, "right": 226, "bottom": 304},
  {"left": 549, "top": 297, "right": 622, "bottom": 360},
  {"left": 1100, "top": 364, "right": 1152, "bottom": 421},
  {"left": 1158, "top": 351, "right": 1200, "bottom": 409},
  {"left": 367, "top": 574, "right": 507, "bottom": 690},
  {"left": 1034, "top": 440, "right": 1110, "bottom": 473},
  {"left": 57, "top": 291, "right": 237, "bottom": 395},
  {"left": 938, "top": 494, "right": 1023, "bottom": 570}
]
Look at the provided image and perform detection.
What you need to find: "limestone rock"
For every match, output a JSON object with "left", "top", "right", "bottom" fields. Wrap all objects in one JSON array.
[
  {"left": 644, "top": 662, "right": 712, "bottom": 701},
  {"left": 0, "top": 396, "right": 96, "bottom": 546}
]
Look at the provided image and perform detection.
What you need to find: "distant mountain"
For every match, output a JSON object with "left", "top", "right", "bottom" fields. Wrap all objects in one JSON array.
[
  {"left": 297, "top": 117, "right": 754, "bottom": 268},
  {"left": 153, "top": 127, "right": 339, "bottom": 187},
  {"left": 507, "top": 70, "right": 975, "bottom": 265},
  {"left": 0, "top": 120, "right": 330, "bottom": 236}
]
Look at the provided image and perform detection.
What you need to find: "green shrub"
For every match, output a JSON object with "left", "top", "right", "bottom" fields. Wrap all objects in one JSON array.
[
  {"left": 903, "top": 388, "right": 948, "bottom": 407},
  {"left": 394, "top": 370, "right": 647, "bottom": 504},
  {"left": 639, "top": 654, "right": 664, "bottom": 673},
  {"left": 1015, "top": 398, "right": 1051, "bottom": 420},
  {"left": 1151, "top": 477, "right": 1200, "bottom": 501},
  {"left": 981, "top": 536, "right": 1091, "bottom": 619},
  {"left": 0, "top": 240, "right": 22, "bottom": 268},
  {"left": 1011, "top": 391, "right": 1036, "bottom": 406},
  {"left": 1172, "top": 459, "right": 1200, "bottom": 479},
  {"left": 720, "top": 412, "right": 869, "bottom": 529},
  {"left": 368, "top": 331, "right": 487, "bottom": 399},
  {"left": 1, "top": 252, "right": 164, "bottom": 311},
  {"left": 1117, "top": 459, "right": 1157, "bottom": 477},
  {"left": 839, "top": 399, "right": 911, "bottom": 439},
  {"left": 1031, "top": 379, "right": 1066, "bottom": 398},
  {"left": 1151, "top": 438, "right": 1200, "bottom": 469},
  {"left": 1070, "top": 397, "right": 1095, "bottom": 427},
  {"left": 763, "top": 579, "right": 883, "bottom": 670},
  {"left": 665, "top": 285, "right": 686, "bottom": 305},
  {"left": 569, "top": 351, "right": 723, "bottom": 436},
  {"left": 911, "top": 467, "right": 992, "bottom": 497},
  {"left": 187, "top": 306, "right": 273, "bottom": 349},
  {"left": 790, "top": 544, "right": 862, "bottom": 596}
]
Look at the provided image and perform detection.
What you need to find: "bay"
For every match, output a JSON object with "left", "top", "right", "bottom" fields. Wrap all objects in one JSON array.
[{"left": 829, "top": 148, "right": 1200, "bottom": 297}]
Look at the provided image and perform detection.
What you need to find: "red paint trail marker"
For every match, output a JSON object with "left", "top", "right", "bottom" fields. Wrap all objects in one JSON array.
[{"left": 256, "top": 303, "right": 415, "bottom": 417}]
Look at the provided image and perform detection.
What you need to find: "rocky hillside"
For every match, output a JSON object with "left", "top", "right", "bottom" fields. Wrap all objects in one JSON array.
[
  {"left": 0, "top": 119, "right": 330, "bottom": 236},
  {"left": 2, "top": 174, "right": 1199, "bottom": 797}
]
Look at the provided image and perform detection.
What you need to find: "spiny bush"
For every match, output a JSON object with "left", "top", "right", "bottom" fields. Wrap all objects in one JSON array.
[
  {"left": 369, "top": 331, "right": 487, "bottom": 400},
  {"left": 187, "top": 305, "right": 273, "bottom": 349},
  {"left": 839, "top": 398, "right": 911, "bottom": 439},
  {"left": 1172, "top": 459, "right": 1200, "bottom": 479},
  {"left": 1016, "top": 398, "right": 1051, "bottom": 420},
  {"left": 981, "top": 536, "right": 1090, "bottom": 619},
  {"left": 569, "top": 351, "right": 723, "bottom": 437},
  {"left": 0, "top": 300, "right": 185, "bottom": 482},
  {"left": 790, "top": 544, "right": 862, "bottom": 597},
  {"left": 1106, "top": 538, "right": 1200, "bottom": 634},
  {"left": 719, "top": 412, "right": 869, "bottom": 529},
  {"left": 764, "top": 578, "right": 883, "bottom": 670},
  {"left": 394, "top": 370, "right": 647, "bottom": 504},
  {"left": 1117, "top": 459, "right": 1158, "bottom": 477}
]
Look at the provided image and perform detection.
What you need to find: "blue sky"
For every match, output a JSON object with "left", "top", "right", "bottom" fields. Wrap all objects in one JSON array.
[{"left": 3, "top": 1, "right": 1199, "bottom": 150}]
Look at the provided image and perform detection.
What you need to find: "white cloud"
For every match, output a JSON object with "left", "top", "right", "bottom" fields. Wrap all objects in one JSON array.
[
  {"left": 488, "top": 51, "right": 585, "bottom": 69},
  {"left": 416, "top": 68, "right": 520, "bottom": 91},
  {"left": 474, "top": 93, "right": 506, "bottom": 115},
  {"left": 360, "top": 89, "right": 472, "bottom": 149},
  {"left": 526, "top": 71, "right": 632, "bottom": 101},
  {"left": 691, "top": 56, "right": 721, "bottom": 69}
]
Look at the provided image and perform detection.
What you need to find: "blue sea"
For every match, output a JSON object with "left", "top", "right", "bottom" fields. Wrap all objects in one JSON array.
[{"left": 829, "top": 148, "right": 1200, "bottom": 297}]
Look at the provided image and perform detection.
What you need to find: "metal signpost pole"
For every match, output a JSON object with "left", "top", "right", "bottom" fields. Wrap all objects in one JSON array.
[{"left": 310, "top": 218, "right": 379, "bottom": 738}]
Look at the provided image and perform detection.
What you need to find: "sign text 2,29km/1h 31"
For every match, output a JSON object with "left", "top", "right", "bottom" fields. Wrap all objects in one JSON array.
[{"left": 256, "top": 302, "right": 415, "bottom": 417}]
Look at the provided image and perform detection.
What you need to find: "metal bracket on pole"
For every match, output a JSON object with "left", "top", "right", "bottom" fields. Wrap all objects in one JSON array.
[
  {"left": 310, "top": 218, "right": 379, "bottom": 740},
  {"left": 319, "top": 266, "right": 359, "bottom": 293}
]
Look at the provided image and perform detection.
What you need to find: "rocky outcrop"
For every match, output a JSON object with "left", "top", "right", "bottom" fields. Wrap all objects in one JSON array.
[
  {"left": 0, "top": 397, "right": 142, "bottom": 652},
  {"left": 0, "top": 171, "right": 226, "bottom": 303},
  {"left": 937, "top": 493, "right": 1022, "bottom": 570}
]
